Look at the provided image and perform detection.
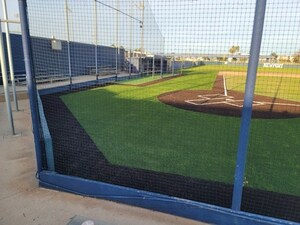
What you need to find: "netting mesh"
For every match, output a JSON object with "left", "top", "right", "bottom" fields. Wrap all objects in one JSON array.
[
  {"left": 241, "top": 0, "right": 300, "bottom": 220},
  {"left": 26, "top": 0, "right": 299, "bottom": 222}
]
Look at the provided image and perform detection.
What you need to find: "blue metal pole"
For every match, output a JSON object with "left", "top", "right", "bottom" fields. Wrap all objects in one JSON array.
[
  {"left": 231, "top": 0, "right": 267, "bottom": 211},
  {"left": 18, "top": 0, "right": 43, "bottom": 173}
]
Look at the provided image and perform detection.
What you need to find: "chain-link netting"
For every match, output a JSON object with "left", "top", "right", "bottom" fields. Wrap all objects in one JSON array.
[
  {"left": 241, "top": 0, "right": 300, "bottom": 221},
  {"left": 26, "top": 0, "right": 299, "bottom": 222}
]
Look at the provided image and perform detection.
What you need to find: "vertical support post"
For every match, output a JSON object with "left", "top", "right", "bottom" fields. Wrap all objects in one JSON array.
[
  {"left": 94, "top": 0, "right": 98, "bottom": 77},
  {"left": 172, "top": 57, "right": 175, "bottom": 76},
  {"left": 146, "top": 58, "right": 149, "bottom": 76},
  {"left": 152, "top": 55, "right": 155, "bottom": 78},
  {"left": 140, "top": 56, "right": 143, "bottom": 76},
  {"left": 138, "top": 43, "right": 142, "bottom": 76},
  {"left": 180, "top": 60, "right": 183, "bottom": 75},
  {"left": 139, "top": 1, "right": 144, "bottom": 76},
  {"left": 129, "top": 0, "right": 132, "bottom": 77},
  {"left": 65, "top": 0, "right": 72, "bottom": 88},
  {"left": 18, "top": 0, "right": 42, "bottom": 172},
  {"left": 231, "top": 0, "right": 267, "bottom": 211},
  {"left": 129, "top": 51, "right": 132, "bottom": 77},
  {"left": 223, "top": 75, "right": 228, "bottom": 97},
  {"left": 2, "top": 0, "right": 19, "bottom": 111},
  {"left": 140, "top": 0, "right": 144, "bottom": 55},
  {"left": 115, "top": 0, "right": 119, "bottom": 79},
  {"left": 0, "top": 23, "right": 15, "bottom": 135},
  {"left": 160, "top": 55, "right": 163, "bottom": 78}
]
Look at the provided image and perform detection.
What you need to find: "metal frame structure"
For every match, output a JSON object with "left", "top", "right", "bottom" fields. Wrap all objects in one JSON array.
[
  {"left": 94, "top": 0, "right": 98, "bottom": 76},
  {"left": 18, "top": 0, "right": 299, "bottom": 224},
  {"left": 0, "top": 22, "right": 15, "bottom": 135},
  {"left": 232, "top": 0, "right": 267, "bottom": 210},
  {"left": 65, "top": 0, "right": 72, "bottom": 87},
  {"left": 0, "top": 0, "right": 22, "bottom": 135},
  {"left": 19, "top": 0, "right": 43, "bottom": 172},
  {"left": 2, "top": 0, "right": 19, "bottom": 111}
]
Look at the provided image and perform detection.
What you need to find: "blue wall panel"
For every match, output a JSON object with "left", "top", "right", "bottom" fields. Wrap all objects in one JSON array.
[
  {"left": 39, "top": 171, "right": 300, "bottom": 225},
  {"left": 2, "top": 33, "right": 25, "bottom": 74},
  {"left": 31, "top": 36, "right": 125, "bottom": 77},
  {"left": 1, "top": 33, "right": 124, "bottom": 78}
]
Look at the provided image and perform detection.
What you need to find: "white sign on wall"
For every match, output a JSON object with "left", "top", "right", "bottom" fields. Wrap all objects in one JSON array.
[
  {"left": 51, "top": 39, "right": 62, "bottom": 51},
  {"left": 263, "top": 63, "right": 283, "bottom": 68}
]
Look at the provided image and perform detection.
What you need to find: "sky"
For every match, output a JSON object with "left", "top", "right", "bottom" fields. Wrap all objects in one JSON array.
[
  {"left": 1, "top": 0, "right": 299, "bottom": 55},
  {"left": 0, "top": 0, "right": 20, "bottom": 33}
]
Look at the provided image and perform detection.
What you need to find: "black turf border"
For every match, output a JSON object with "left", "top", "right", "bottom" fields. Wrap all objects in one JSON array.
[{"left": 40, "top": 85, "right": 300, "bottom": 222}]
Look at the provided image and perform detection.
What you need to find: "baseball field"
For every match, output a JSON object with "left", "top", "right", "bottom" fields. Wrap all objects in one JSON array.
[{"left": 60, "top": 64, "right": 300, "bottom": 197}]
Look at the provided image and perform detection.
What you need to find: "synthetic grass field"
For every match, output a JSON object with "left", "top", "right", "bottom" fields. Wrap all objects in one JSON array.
[
  {"left": 224, "top": 73, "right": 300, "bottom": 102},
  {"left": 61, "top": 65, "right": 300, "bottom": 196},
  {"left": 120, "top": 73, "right": 175, "bottom": 85}
]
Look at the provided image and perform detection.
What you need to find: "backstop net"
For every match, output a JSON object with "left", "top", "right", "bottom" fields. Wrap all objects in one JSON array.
[{"left": 25, "top": 0, "right": 299, "bottom": 223}]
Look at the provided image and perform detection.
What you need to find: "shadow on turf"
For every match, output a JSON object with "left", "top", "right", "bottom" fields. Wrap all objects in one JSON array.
[{"left": 40, "top": 85, "right": 300, "bottom": 223}]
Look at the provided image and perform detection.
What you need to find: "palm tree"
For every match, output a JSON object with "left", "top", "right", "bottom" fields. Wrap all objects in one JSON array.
[
  {"left": 229, "top": 45, "right": 240, "bottom": 55},
  {"left": 293, "top": 50, "right": 300, "bottom": 63},
  {"left": 271, "top": 52, "right": 278, "bottom": 61}
]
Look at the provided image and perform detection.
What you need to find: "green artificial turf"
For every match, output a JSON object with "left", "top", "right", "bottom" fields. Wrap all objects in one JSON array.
[
  {"left": 189, "top": 64, "right": 300, "bottom": 74},
  {"left": 226, "top": 75, "right": 300, "bottom": 102},
  {"left": 61, "top": 65, "right": 300, "bottom": 196},
  {"left": 119, "top": 73, "right": 175, "bottom": 85}
]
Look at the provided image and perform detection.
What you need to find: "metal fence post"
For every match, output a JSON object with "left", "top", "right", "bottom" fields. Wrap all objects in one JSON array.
[
  {"left": 180, "top": 60, "right": 183, "bottom": 75},
  {"left": 172, "top": 56, "right": 175, "bottom": 76},
  {"left": 18, "top": 0, "right": 43, "bottom": 173},
  {"left": 231, "top": 0, "right": 267, "bottom": 211},
  {"left": 65, "top": 0, "right": 72, "bottom": 88},
  {"left": 115, "top": 0, "right": 119, "bottom": 79},
  {"left": 152, "top": 55, "right": 155, "bottom": 77},
  {"left": 94, "top": 0, "right": 98, "bottom": 77},
  {"left": 2, "top": 0, "right": 19, "bottom": 111},
  {"left": 160, "top": 55, "right": 163, "bottom": 78},
  {"left": 0, "top": 23, "right": 15, "bottom": 135}
]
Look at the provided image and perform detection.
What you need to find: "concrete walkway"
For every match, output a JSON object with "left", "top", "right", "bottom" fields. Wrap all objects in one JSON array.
[
  {"left": 0, "top": 73, "right": 139, "bottom": 95},
  {"left": 0, "top": 99, "right": 208, "bottom": 225}
]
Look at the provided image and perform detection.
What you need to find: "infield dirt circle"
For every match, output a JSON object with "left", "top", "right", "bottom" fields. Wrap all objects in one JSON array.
[{"left": 158, "top": 74, "right": 300, "bottom": 119}]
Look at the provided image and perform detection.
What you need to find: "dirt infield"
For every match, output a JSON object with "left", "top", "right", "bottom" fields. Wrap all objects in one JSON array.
[{"left": 158, "top": 75, "right": 300, "bottom": 119}]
